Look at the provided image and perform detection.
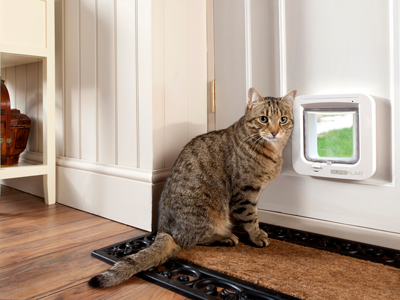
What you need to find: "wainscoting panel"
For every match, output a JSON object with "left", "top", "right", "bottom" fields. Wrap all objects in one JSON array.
[
  {"left": 97, "top": 0, "right": 116, "bottom": 165},
  {"left": 60, "top": 0, "right": 140, "bottom": 166},
  {"left": 64, "top": 0, "right": 80, "bottom": 159},
  {"left": 80, "top": 0, "right": 97, "bottom": 162},
  {"left": 187, "top": 1, "right": 208, "bottom": 158},
  {"left": 116, "top": 0, "right": 138, "bottom": 168},
  {"left": 59, "top": 0, "right": 207, "bottom": 170},
  {"left": 214, "top": 0, "right": 247, "bottom": 130},
  {"left": 151, "top": 0, "right": 165, "bottom": 171},
  {"left": 55, "top": 0, "right": 64, "bottom": 157},
  {"left": 137, "top": 0, "right": 153, "bottom": 170},
  {"left": 164, "top": 0, "right": 189, "bottom": 168},
  {"left": 153, "top": 0, "right": 207, "bottom": 169},
  {"left": 249, "top": 0, "right": 278, "bottom": 97}
]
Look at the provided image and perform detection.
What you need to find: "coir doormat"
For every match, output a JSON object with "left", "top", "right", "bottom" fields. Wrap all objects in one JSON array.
[{"left": 92, "top": 224, "right": 400, "bottom": 300}]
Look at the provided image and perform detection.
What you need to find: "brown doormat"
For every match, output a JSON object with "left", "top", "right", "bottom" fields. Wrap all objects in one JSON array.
[{"left": 177, "top": 238, "right": 400, "bottom": 300}]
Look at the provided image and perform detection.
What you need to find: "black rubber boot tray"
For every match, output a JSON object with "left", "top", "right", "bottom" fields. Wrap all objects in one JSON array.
[
  {"left": 92, "top": 223, "right": 400, "bottom": 299},
  {"left": 92, "top": 231, "right": 298, "bottom": 300}
]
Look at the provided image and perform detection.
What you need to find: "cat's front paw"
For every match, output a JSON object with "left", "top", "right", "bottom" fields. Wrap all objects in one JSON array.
[{"left": 250, "top": 229, "right": 270, "bottom": 248}]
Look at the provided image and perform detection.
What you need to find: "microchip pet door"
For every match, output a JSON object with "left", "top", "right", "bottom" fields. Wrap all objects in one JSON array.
[{"left": 292, "top": 94, "right": 381, "bottom": 181}]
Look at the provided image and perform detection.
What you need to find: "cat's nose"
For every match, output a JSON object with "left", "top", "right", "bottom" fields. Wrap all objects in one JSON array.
[{"left": 271, "top": 131, "right": 278, "bottom": 137}]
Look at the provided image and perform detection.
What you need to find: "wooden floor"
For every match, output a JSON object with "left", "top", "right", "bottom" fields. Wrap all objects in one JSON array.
[{"left": 0, "top": 185, "right": 187, "bottom": 300}]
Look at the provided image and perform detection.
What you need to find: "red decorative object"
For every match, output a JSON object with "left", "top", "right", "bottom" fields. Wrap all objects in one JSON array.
[{"left": 1, "top": 79, "right": 31, "bottom": 167}]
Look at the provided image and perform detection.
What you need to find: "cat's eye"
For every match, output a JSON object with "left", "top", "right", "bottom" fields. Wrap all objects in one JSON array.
[
  {"left": 259, "top": 116, "right": 268, "bottom": 123},
  {"left": 280, "top": 117, "right": 288, "bottom": 123}
]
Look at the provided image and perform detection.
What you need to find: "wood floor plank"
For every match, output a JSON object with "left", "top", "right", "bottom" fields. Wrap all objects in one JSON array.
[
  {"left": 0, "top": 191, "right": 42, "bottom": 204},
  {"left": 38, "top": 277, "right": 187, "bottom": 300},
  {"left": 0, "top": 216, "right": 132, "bottom": 268},
  {"left": 0, "top": 185, "right": 39, "bottom": 200},
  {"left": 0, "top": 198, "right": 51, "bottom": 220},
  {"left": 1, "top": 185, "right": 15, "bottom": 193},
  {"left": 0, "top": 204, "right": 94, "bottom": 238},
  {"left": 0, "top": 188, "right": 25, "bottom": 196},
  {"left": 0, "top": 230, "right": 147, "bottom": 299}
]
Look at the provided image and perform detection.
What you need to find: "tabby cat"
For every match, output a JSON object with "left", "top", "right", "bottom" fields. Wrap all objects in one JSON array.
[{"left": 89, "top": 87, "right": 297, "bottom": 288}]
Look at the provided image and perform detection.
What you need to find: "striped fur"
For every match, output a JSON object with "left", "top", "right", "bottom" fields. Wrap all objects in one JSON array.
[{"left": 88, "top": 88, "right": 296, "bottom": 288}]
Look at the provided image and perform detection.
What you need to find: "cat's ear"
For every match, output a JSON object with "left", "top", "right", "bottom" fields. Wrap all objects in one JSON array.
[
  {"left": 247, "top": 87, "right": 263, "bottom": 109},
  {"left": 280, "top": 89, "right": 297, "bottom": 107}
]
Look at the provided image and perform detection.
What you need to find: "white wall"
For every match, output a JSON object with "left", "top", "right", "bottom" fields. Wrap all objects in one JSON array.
[
  {"left": 265, "top": 0, "right": 400, "bottom": 248},
  {"left": 215, "top": 0, "right": 400, "bottom": 248},
  {"left": 152, "top": 0, "right": 208, "bottom": 169},
  {"left": 2, "top": 0, "right": 208, "bottom": 231},
  {"left": 214, "top": 0, "right": 246, "bottom": 129},
  {"left": 214, "top": 0, "right": 278, "bottom": 129},
  {"left": 249, "top": 0, "right": 279, "bottom": 97}
]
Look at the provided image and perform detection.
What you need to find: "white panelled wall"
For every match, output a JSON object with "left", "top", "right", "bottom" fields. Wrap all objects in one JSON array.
[
  {"left": 259, "top": 0, "right": 400, "bottom": 249},
  {"left": 214, "top": 0, "right": 400, "bottom": 249},
  {"left": 2, "top": 0, "right": 208, "bottom": 231}
]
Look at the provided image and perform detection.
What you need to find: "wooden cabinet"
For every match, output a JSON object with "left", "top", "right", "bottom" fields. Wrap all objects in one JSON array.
[{"left": 0, "top": 0, "right": 55, "bottom": 204}]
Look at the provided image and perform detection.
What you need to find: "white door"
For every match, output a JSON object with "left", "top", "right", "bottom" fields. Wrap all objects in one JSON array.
[{"left": 214, "top": 0, "right": 400, "bottom": 249}]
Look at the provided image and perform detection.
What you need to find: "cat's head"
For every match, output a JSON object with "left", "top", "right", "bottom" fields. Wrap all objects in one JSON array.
[{"left": 245, "top": 88, "right": 297, "bottom": 143}]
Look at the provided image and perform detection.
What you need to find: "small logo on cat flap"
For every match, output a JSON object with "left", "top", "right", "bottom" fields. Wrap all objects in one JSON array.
[{"left": 331, "top": 170, "right": 363, "bottom": 176}]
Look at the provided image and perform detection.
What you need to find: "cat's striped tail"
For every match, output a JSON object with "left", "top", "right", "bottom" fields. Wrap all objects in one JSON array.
[{"left": 88, "top": 231, "right": 180, "bottom": 288}]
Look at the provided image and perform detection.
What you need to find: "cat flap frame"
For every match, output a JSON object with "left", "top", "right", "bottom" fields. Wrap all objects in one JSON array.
[{"left": 292, "top": 94, "right": 377, "bottom": 181}]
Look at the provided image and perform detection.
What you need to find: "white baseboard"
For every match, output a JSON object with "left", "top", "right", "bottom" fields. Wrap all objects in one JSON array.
[
  {"left": 56, "top": 165, "right": 154, "bottom": 232},
  {"left": 258, "top": 209, "right": 400, "bottom": 250},
  {"left": 54, "top": 157, "right": 169, "bottom": 231}
]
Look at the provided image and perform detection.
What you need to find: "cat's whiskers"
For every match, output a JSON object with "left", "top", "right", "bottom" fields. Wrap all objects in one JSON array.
[
  {"left": 284, "top": 136, "right": 300, "bottom": 150},
  {"left": 239, "top": 134, "right": 258, "bottom": 147},
  {"left": 247, "top": 136, "right": 262, "bottom": 152},
  {"left": 238, "top": 133, "right": 259, "bottom": 148},
  {"left": 250, "top": 136, "right": 264, "bottom": 152},
  {"left": 255, "top": 136, "right": 265, "bottom": 152}
]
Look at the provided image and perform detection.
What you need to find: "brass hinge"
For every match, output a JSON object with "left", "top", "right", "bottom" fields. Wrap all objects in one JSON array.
[{"left": 210, "top": 79, "right": 215, "bottom": 113}]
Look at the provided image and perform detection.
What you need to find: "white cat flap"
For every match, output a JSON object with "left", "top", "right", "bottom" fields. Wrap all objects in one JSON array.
[{"left": 291, "top": 93, "right": 391, "bottom": 183}]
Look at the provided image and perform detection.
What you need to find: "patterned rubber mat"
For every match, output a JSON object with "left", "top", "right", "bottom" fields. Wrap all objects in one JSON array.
[{"left": 92, "top": 224, "right": 399, "bottom": 299}]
